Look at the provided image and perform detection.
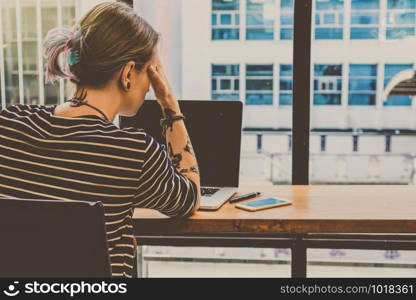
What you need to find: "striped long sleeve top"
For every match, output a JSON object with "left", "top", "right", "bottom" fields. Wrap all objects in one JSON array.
[{"left": 0, "top": 104, "right": 198, "bottom": 278}]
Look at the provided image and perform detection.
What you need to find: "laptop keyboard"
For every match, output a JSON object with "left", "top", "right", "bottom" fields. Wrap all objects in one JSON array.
[{"left": 201, "top": 187, "right": 220, "bottom": 197}]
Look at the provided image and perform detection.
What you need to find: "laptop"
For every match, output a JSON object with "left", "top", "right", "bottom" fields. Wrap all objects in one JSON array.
[{"left": 120, "top": 100, "right": 243, "bottom": 211}]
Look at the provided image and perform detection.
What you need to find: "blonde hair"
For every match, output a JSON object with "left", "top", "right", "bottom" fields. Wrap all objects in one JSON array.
[{"left": 43, "top": 1, "right": 159, "bottom": 87}]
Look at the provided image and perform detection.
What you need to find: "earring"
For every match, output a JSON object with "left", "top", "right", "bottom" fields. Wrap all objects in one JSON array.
[{"left": 127, "top": 82, "right": 131, "bottom": 89}]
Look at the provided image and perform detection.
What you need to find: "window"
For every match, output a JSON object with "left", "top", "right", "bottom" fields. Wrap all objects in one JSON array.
[
  {"left": 350, "top": 0, "right": 380, "bottom": 39},
  {"left": 41, "top": 3, "right": 59, "bottom": 105},
  {"left": 315, "top": 0, "right": 344, "bottom": 39},
  {"left": 280, "top": 0, "right": 294, "bottom": 40},
  {"left": 211, "top": 64, "right": 240, "bottom": 100},
  {"left": 384, "top": 64, "right": 413, "bottom": 106},
  {"left": 314, "top": 64, "right": 342, "bottom": 105},
  {"left": 212, "top": 0, "right": 240, "bottom": 40},
  {"left": 349, "top": 64, "right": 377, "bottom": 105},
  {"left": 279, "top": 64, "right": 292, "bottom": 105},
  {"left": 386, "top": 0, "right": 416, "bottom": 39},
  {"left": 246, "top": 0, "right": 274, "bottom": 40},
  {"left": 246, "top": 64, "right": 273, "bottom": 105}
]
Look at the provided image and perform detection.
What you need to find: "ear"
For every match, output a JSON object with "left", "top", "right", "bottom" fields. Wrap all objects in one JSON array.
[{"left": 120, "top": 61, "right": 135, "bottom": 91}]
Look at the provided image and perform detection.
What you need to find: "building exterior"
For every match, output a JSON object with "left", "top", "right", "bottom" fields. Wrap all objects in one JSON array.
[
  {"left": 177, "top": 0, "right": 416, "bottom": 184},
  {"left": 180, "top": 0, "right": 416, "bottom": 131}
]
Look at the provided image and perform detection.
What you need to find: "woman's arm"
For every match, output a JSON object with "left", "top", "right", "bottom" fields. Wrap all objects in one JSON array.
[{"left": 147, "top": 57, "right": 201, "bottom": 213}]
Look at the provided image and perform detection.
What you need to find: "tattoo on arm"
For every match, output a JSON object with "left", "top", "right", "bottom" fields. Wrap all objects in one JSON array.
[
  {"left": 167, "top": 137, "right": 199, "bottom": 175},
  {"left": 180, "top": 166, "right": 199, "bottom": 175},
  {"left": 163, "top": 108, "right": 177, "bottom": 119},
  {"left": 184, "top": 137, "right": 196, "bottom": 156},
  {"left": 168, "top": 142, "right": 183, "bottom": 169}
]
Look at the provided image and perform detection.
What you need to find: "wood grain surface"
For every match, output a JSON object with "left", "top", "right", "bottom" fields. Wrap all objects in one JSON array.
[{"left": 133, "top": 185, "right": 416, "bottom": 234}]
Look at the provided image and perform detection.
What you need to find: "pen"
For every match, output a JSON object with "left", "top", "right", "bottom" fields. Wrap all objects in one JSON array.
[{"left": 229, "top": 192, "right": 261, "bottom": 203}]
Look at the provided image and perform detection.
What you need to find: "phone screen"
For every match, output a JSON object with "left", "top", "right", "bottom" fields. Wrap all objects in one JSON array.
[{"left": 244, "top": 197, "right": 290, "bottom": 208}]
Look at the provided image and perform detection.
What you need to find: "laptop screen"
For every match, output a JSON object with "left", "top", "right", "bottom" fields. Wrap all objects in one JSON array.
[{"left": 120, "top": 100, "right": 243, "bottom": 187}]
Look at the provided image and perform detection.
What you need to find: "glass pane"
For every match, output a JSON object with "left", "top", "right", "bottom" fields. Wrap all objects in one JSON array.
[
  {"left": 246, "top": 93, "right": 273, "bottom": 105},
  {"left": 384, "top": 64, "right": 413, "bottom": 105},
  {"left": 212, "top": 64, "right": 240, "bottom": 100},
  {"left": 246, "top": 64, "right": 273, "bottom": 76},
  {"left": 316, "top": 0, "right": 344, "bottom": 10},
  {"left": 349, "top": 64, "right": 377, "bottom": 76},
  {"left": 212, "top": 28, "right": 240, "bottom": 40},
  {"left": 280, "top": 79, "right": 292, "bottom": 90},
  {"left": 349, "top": 79, "right": 377, "bottom": 90},
  {"left": 220, "top": 14, "right": 232, "bottom": 25},
  {"left": 388, "top": 0, "right": 416, "bottom": 9},
  {"left": 280, "top": 64, "right": 292, "bottom": 76},
  {"left": 212, "top": 0, "right": 240, "bottom": 40},
  {"left": 246, "top": 79, "right": 273, "bottom": 90},
  {"left": 212, "top": 64, "right": 239, "bottom": 76},
  {"left": 387, "top": 12, "right": 416, "bottom": 25},
  {"left": 350, "top": 27, "right": 379, "bottom": 39},
  {"left": 386, "top": 27, "right": 415, "bottom": 39},
  {"left": 314, "top": 93, "right": 342, "bottom": 105},
  {"left": 280, "top": 13, "right": 293, "bottom": 25},
  {"left": 212, "top": 0, "right": 239, "bottom": 11},
  {"left": 315, "top": 64, "right": 342, "bottom": 76},
  {"left": 21, "top": 4, "right": 38, "bottom": 105},
  {"left": 220, "top": 79, "right": 231, "bottom": 89},
  {"left": 348, "top": 93, "right": 376, "bottom": 105},
  {"left": 246, "top": 0, "right": 274, "bottom": 40},
  {"left": 311, "top": 0, "right": 416, "bottom": 204},
  {"left": 315, "top": 28, "right": 343, "bottom": 39},
  {"left": 212, "top": 13, "right": 217, "bottom": 25},
  {"left": 42, "top": 0, "right": 59, "bottom": 105},
  {"left": 2, "top": 1, "right": 19, "bottom": 107},
  {"left": 351, "top": 12, "right": 379, "bottom": 24},
  {"left": 280, "top": 28, "right": 293, "bottom": 39},
  {"left": 281, "top": 0, "right": 293, "bottom": 9},
  {"left": 351, "top": 0, "right": 380, "bottom": 9},
  {"left": 246, "top": 28, "right": 274, "bottom": 40},
  {"left": 279, "top": 93, "right": 292, "bottom": 105}
]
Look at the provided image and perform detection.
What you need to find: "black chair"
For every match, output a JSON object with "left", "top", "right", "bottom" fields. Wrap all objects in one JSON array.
[{"left": 0, "top": 198, "right": 112, "bottom": 277}]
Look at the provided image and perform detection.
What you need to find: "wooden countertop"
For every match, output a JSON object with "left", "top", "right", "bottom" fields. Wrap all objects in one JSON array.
[{"left": 133, "top": 185, "right": 416, "bottom": 234}]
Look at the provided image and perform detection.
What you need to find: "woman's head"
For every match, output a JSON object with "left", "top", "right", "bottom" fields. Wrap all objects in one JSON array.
[{"left": 43, "top": 1, "right": 159, "bottom": 115}]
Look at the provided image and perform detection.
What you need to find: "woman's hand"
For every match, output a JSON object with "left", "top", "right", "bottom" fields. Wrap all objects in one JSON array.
[{"left": 147, "top": 54, "right": 179, "bottom": 111}]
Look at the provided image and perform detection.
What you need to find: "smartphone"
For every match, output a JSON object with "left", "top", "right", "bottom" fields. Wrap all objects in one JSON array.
[{"left": 235, "top": 197, "right": 292, "bottom": 212}]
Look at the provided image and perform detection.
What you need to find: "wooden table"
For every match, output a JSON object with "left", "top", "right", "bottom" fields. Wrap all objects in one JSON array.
[{"left": 133, "top": 185, "right": 416, "bottom": 277}]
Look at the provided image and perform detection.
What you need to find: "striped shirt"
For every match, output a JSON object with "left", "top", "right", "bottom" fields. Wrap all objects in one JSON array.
[{"left": 0, "top": 104, "right": 198, "bottom": 278}]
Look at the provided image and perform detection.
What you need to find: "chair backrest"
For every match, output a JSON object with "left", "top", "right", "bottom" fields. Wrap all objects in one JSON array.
[{"left": 0, "top": 198, "right": 112, "bottom": 278}]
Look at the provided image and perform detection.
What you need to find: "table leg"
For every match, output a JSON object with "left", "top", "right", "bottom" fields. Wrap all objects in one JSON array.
[{"left": 292, "top": 237, "right": 307, "bottom": 278}]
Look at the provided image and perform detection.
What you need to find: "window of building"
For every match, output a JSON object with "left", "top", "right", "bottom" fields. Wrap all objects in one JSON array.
[
  {"left": 350, "top": 0, "right": 380, "bottom": 39},
  {"left": 211, "top": 64, "right": 240, "bottom": 100},
  {"left": 279, "top": 64, "right": 292, "bottom": 105},
  {"left": 349, "top": 64, "right": 377, "bottom": 105},
  {"left": 212, "top": 0, "right": 240, "bottom": 40},
  {"left": 386, "top": 0, "right": 416, "bottom": 39},
  {"left": 246, "top": 0, "right": 274, "bottom": 40},
  {"left": 315, "top": 0, "right": 344, "bottom": 39},
  {"left": 41, "top": 3, "right": 59, "bottom": 105},
  {"left": 384, "top": 64, "right": 413, "bottom": 106},
  {"left": 280, "top": 0, "right": 294, "bottom": 40},
  {"left": 246, "top": 64, "right": 273, "bottom": 105},
  {"left": 314, "top": 64, "right": 342, "bottom": 105}
]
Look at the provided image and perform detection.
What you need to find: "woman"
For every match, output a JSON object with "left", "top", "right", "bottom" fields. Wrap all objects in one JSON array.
[{"left": 0, "top": 2, "right": 200, "bottom": 278}]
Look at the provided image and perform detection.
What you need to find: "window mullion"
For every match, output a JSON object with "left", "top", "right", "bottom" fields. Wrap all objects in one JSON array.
[{"left": 292, "top": 0, "right": 312, "bottom": 185}]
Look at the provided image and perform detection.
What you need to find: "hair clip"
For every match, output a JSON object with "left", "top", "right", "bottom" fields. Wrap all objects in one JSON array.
[{"left": 68, "top": 50, "right": 80, "bottom": 67}]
